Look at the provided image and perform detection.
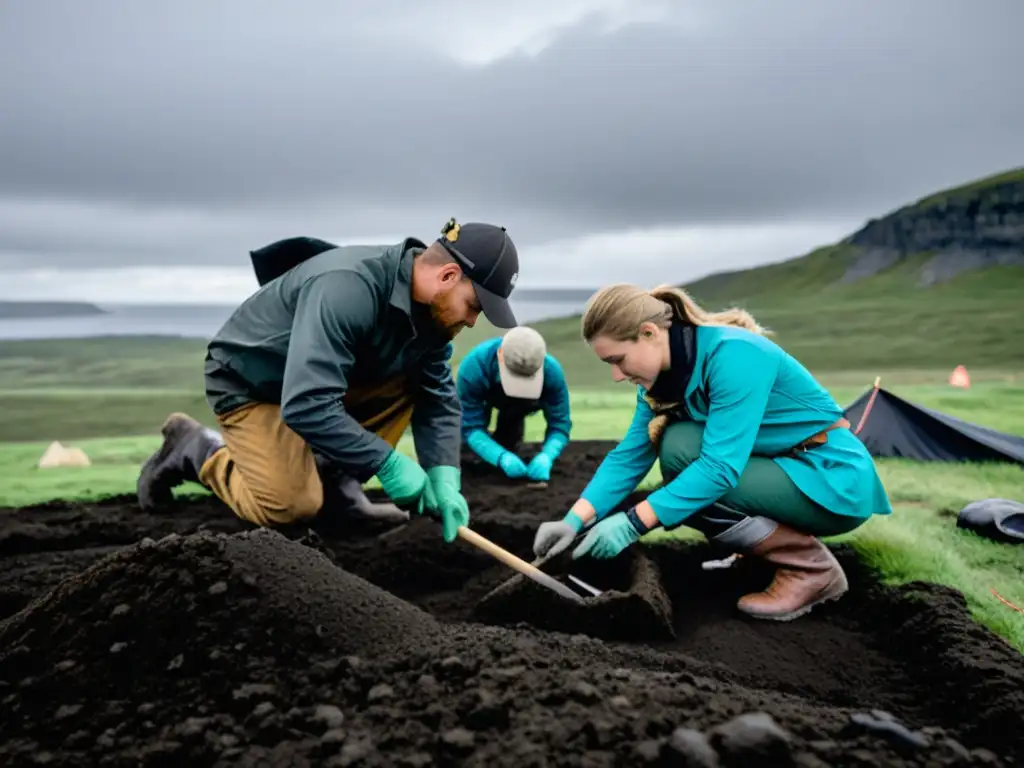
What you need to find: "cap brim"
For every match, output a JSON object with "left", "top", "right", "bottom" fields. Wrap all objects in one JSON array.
[
  {"left": 473, "top": 282, "right": 517, "bottom": 328},
  {"left": 499, "top": 357, "right": 544, "bottom": 400}
]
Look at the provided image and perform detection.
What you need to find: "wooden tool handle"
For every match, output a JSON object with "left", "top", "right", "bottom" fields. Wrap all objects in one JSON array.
[{"left": 457, "top": 526, "right": 585, "bottom": 603}]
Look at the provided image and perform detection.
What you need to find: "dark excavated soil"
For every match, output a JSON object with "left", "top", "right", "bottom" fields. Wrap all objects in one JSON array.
[{"left": 0, "top": 440, "right": 1022, "bottom": 767}]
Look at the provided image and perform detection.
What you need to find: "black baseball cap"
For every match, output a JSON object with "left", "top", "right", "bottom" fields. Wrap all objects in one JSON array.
[{"left": 437, "top": 218, "right": 519, "bottom": 328}]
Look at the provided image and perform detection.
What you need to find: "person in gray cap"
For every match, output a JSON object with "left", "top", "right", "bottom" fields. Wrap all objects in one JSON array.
[
  {"left": 457, "top": 326, "right": 573, "bottom": 483},
  {"left": 136, "top": 217, "right": 521, "bottom": 544}
]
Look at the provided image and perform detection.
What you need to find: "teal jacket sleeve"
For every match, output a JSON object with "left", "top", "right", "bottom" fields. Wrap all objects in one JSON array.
[
  {"left": 455, "top": 347, "right": 492, "bottom": 435},
  {"left": 578, "top": 388, "right": 658, "bottom": 518},
  {"left": 535, "top": 356, "right": 572, "bottom": 461},
  {"left": 540, "top": 357, "right": 572, "bottom": 441},
  {"left": 410, "top": 341, "right": 462, "bottom": 470},
  {"left": 456, "top": 346, "right": 508, "bottom": 467},
  {"left": 280, "top": 271, "right": 394, "bottom": 482},
  {"left": 645, "top": 339, "right": 780, "bottom": 527}
]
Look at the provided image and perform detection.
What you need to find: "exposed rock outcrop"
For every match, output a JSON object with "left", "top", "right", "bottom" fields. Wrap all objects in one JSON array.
[{"left": 839, "top": 172, "right": 1024, "bottom": 285}]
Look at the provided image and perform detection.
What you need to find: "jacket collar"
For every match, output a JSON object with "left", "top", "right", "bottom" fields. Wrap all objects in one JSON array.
[
  {"left": 387, "top": 237, "right": 428, "bottom": 316},
  {"left": 646, "top": 321, "right": 698, "bottom": 405}
]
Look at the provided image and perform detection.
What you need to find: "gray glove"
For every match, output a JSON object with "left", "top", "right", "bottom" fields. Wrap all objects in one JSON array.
[{"left": 533, "top": 513, "right": 585, "bottom": 559}]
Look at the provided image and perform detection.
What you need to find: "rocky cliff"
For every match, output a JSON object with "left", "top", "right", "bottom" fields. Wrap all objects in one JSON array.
[{"left": 838, "top": 169, "right": 1024, "bottom": 286}]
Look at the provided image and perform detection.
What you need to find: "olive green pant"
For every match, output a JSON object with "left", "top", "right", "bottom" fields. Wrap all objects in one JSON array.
[{"left": 658, "top": 420, "right": 864, "bottom": 538}]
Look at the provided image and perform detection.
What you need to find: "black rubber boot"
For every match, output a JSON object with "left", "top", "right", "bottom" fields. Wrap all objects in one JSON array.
[
  {"left": 315, "top": 455, "right": 409, "bottom": 525},
  {"left": 137, "top": 412, "right": 225, "bottom": 510}
]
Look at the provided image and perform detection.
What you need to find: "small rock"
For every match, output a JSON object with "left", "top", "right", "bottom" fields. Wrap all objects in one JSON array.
[
  {"left": 109, "top": 642, "right": 127, "bottom": 654},
  {"left": 969, "top": 748, "right": 1002, "bottom": 765},
  {"left": 110, "top": 604, "right": 131, "bottom": 618},
  {"left": 940, "top": 738, "right": 971, "bottom": 760},
  {"left": 609, "top": 695, "right": 632, "bottom": 709},
  {"left": 54, "top": 660, "right": 77, "bottom": 672},
  {"left": 710, "top": 712, "right": 792, "bottom": 764},
  {"left": 847, "top": 712, "right": 930, "bottom": 750},
  {"left": 232, "top": 683, "right": 276, "bottom": 701},
  {"left": 634, "top": 740, "right": 662, "bottom": 763},
  {"left": 367, "top": 683, "right": 394, "bottom": 703},
  {"left": 417, "top": 674, "right": 440, "bottom": 692},
  {"left": 208, "top": 581, "right": 228, "bottom": 595},
  {"left": 166, "top": 654, "right": 184, "bottom": 671},
  {"left": 662, "top": 727, "right": 719, "bottom": 768},
  {"left": 397, "top": 753, "right": 433, "bottom": 767},
  {"left": 313, "top": 704, "right": 345, "bottom": 729},
  {"left": 175, "top": 717, "right": 211, "bottom": 739},
  {"left": 441, "top": 727, "right": 475, "bottom": 753},
  {"left": 138, "top": 703, "right": 156, "bottom": 714},
  {"left": 569, "top": 681, "right": 601, "bottom": 704},
  {"left": 96, "top": 729, "right": 116, "bottom": 748},
  {"left": 252, "top": 702, "right": 275, "bottom": 718},
  {"left": 492, "top": 666, "right": 525, "bottom": 680},
  {"left": 219, "top": 734, "right": 239, "bottom": 749},
  {"left": 320, "top": 728, "right": 347, "bottom": 745},
  {"left": 336, "top": 736, "right": 373, "bottom": 766},
  {"left": 55, "top": 704, "right": 82, "bottom": 720}
]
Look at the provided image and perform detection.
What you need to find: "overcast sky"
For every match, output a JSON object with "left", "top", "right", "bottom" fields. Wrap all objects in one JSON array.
[{"left": 1, "top": 0, "right": 1022, "bottom": 303}]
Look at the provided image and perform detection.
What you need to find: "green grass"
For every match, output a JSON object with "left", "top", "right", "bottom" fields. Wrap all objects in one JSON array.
[{"left": 910, "top": 166, "right": 1024, "bottom": 211}]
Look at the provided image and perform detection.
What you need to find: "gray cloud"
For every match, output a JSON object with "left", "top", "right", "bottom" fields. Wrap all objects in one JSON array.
[{"left": 1, "top": 0, "right": 1022, "bottom": 270}]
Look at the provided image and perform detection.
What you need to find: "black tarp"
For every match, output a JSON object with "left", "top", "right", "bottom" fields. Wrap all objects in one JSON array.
[{"left": 843, "top": 386, "right": 1024, "bottom": 465}]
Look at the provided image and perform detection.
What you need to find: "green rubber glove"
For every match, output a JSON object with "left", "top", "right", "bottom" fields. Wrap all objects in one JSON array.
[
  {"left": 373, "top": 451, "right": 429, "bottom": 513},
  {"left": 425, "top": 466, "right": 470, "bottom": 543}
]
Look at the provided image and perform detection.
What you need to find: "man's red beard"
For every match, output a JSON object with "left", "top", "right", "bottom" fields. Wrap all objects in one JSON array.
[{"left": 429, "top": 289, "right": 468, "bottom": 340}]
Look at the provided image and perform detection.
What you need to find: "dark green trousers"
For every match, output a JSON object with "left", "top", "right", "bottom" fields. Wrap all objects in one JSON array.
[{"left": 658, "top": 420, "right": 865, "bottom": 540}]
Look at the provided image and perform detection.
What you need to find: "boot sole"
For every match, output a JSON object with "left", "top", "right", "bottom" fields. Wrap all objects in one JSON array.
[
  {"left": 137, "top": 413, "right": 200, "bottom": 510},
  {"left": 738, "top": 578, "right": 850, "bottom": 622}
]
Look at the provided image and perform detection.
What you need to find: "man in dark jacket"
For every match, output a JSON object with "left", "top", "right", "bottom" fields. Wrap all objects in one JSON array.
[{"left": 136, "top": 218, "right": 520, "bottom": 542}]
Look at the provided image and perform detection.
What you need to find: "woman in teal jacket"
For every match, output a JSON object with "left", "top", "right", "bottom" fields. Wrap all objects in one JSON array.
[{"left": 533, "top": 283, "right": 892, "bottom": 621}]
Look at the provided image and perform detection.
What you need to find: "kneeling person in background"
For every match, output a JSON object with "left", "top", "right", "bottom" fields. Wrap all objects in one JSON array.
[{"left": 457, "top": 327, "right": 572, "bottom": 483}]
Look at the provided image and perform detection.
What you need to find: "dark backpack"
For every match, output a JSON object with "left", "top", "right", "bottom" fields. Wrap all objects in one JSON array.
[{"left": 248, "top": 236, "right": 339, "bottom": 287}]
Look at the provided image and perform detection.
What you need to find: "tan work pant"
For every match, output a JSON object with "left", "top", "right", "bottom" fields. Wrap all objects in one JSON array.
[{"left": 198, "top": 378, "right": 414, "bottom": 527}]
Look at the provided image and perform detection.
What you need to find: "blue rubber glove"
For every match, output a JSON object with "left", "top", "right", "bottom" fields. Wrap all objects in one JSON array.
[
  {"left": 540, "top": 433, "right": 569, "bottom": 462},
  {"left": 526, "top": 453, "right": 552, "bottom": 482},
  {"left": 497, "top": 452, "right": 528, "bottom": 478},
  {"left": 466, "top": 430, "right": 507, "bottom": 466},
  {"left": 572, "top": 511, "right": 642, "bottom": 559},
  {"left": 373, "top": 451, "right": 428, "bottom": 513},
  {"left": 424, "top": 466, "right": 470, "bottom": 543}
]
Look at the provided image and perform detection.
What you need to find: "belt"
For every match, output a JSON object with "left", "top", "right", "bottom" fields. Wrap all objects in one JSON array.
[{"left": 791, "top": 417, "right": 851, "bottom": 454}]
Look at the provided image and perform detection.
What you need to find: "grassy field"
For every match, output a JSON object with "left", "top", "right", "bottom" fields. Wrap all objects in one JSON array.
[{"left": 2, "top": 378, "right": 1022, "bottom": 654}]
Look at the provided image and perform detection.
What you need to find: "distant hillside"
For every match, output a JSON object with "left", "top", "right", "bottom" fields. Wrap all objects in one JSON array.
[
  {"left": 685, "top": 166, "right": 1024, "bottom": 303},
  {"left": 0, "top": 301, "right": 107, "bottom": 319},
  {"left": 528, "top": 167, "right": 1024, "bottom": 377}
]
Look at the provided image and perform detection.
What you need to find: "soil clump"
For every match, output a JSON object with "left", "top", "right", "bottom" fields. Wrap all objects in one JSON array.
[{"left": 0, "top": 440, "right": 1021, "bottom": 766}]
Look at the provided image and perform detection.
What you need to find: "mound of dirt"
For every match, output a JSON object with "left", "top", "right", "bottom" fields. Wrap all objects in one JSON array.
[{"left": 0, "top": 440, "right": 1021, "bottom": 767}]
